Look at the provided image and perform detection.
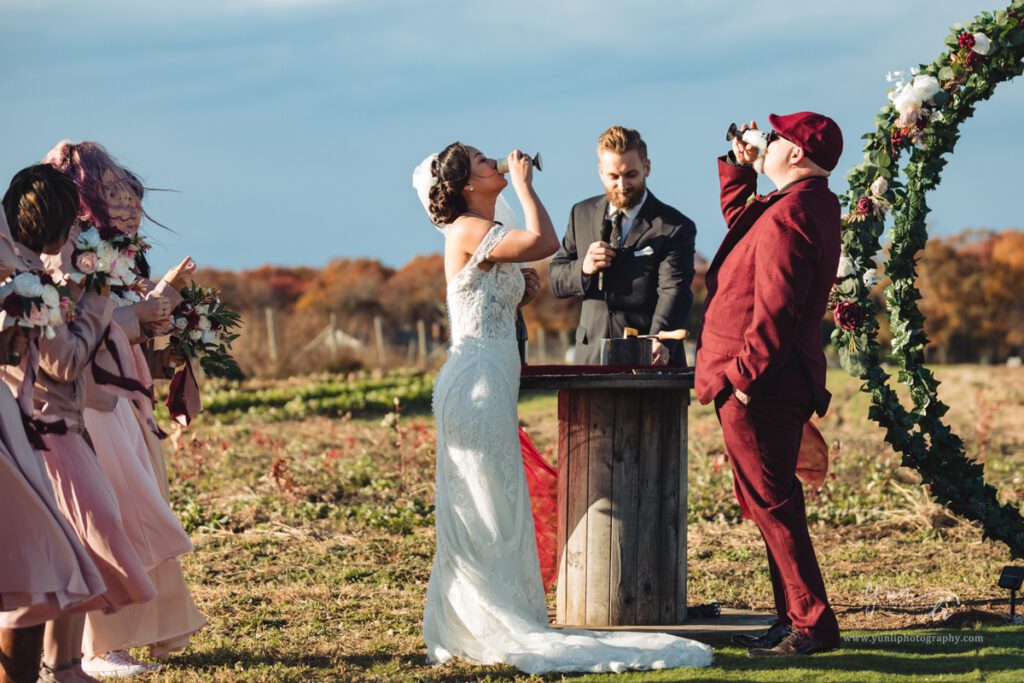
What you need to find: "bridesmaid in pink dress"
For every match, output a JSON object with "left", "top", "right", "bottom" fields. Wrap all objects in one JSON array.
[
  {"left": 83, "top": 173, "right": 207, "bottom": 667},
  {"left": 43, "top": 143, "right": 206, "bottom": 675},
  {"left": 1, "top": 164, "right": 156, "bottom": 683},
  {"left": 0, "top": 181, "right": 106, "bottom": 683}
]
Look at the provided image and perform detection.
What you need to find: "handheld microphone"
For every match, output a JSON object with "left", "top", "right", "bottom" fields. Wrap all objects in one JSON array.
[{"left": 598, "top": 216, "right": 612, "bottom": 292}]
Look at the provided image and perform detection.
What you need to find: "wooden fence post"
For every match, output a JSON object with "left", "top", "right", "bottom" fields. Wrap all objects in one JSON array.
[
  {"left": 374, "top": 315, "right": 386, "bottom": 366},
  {"left": 417, "top": 319, "right": 427, "bottom": 367},
  {"left": 265, "top": 307, "right": 278, "bottom": 363}
]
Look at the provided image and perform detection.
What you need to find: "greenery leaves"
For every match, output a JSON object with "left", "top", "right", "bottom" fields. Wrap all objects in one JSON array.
[{"left": 833, "top": 2, "right": 1024, "bottom": 558}]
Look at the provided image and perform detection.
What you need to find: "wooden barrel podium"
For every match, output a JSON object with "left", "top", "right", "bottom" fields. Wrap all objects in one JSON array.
[{"left": 520, "top": 369, "right": 692, "bottom": 627}]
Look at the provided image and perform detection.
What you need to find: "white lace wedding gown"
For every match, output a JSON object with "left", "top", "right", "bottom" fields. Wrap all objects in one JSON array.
[{"left": 423, "top": 224, "right": 714, "bottom": 674}]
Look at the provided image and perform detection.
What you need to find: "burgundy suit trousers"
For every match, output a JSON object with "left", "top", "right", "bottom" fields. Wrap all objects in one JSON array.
[{"left": 714, "top": 367, "right": 840, "bottom": 646}]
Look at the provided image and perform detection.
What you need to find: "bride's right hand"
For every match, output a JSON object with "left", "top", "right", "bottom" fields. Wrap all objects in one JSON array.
[{"left": 507, "top": 150, "right": 533, "bottom": 190}]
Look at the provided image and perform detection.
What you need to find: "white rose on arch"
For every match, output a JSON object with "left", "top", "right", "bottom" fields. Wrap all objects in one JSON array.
[
  {"left": 870, "top": 177, "right": 889, "bottom": 197},
  {"left": 863, "top": 268, "right": 880, "bottom": 288},
  {"left": 911, "top": 75, "right": 942, "bottom": 102},
  {"left": 837, "top": 254, "right": 857, "bottom": 279},
  {"left": 890, "top": 83, "right": 923, "bottom": 117},
  {"left": 972, "top": 33, "right": 991, "bottom": 56}
]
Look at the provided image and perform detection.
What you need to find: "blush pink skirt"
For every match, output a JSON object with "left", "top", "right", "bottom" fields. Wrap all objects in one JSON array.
[
  {"left": 38, "top": 429, "right": 156, "bottom": 613},
  {"left": 83, "top": 398, "right": 192, "bottom": 568},
  {"left": 0, "top": 387, "right": 106, "bottom": 628},
  {"left": 83, "top": 400, "right": 205, "bottom": 657}
]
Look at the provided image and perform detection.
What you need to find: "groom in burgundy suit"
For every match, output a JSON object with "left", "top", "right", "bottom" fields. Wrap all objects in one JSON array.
[{"left": 695, "top": 112, "right": 843, "bottom": 655}]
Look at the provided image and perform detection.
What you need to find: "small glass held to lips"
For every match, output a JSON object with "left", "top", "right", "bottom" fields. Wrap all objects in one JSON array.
[
  {"left": 496, "top": 152, "right": 543, "bottom": 175},
  {"left": 726, "top": 123, "right": 779, "bottom": 156}
]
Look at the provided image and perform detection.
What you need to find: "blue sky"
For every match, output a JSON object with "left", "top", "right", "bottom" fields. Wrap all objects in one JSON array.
[{"left": 1, "top": 0, "right": 1021, "bottom": 276}]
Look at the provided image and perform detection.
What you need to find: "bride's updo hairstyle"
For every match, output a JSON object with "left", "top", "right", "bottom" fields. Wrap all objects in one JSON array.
[{"left": 428, "top": 141, "right": 471, "bottom": 225}]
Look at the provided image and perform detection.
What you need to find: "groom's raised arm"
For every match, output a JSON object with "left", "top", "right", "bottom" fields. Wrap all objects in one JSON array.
[
  {"left": 718, "top": 154, "right": 759, "bottom": 231},
  {"left": 548, "top": 204, "right": 594, "bottom": 298}
]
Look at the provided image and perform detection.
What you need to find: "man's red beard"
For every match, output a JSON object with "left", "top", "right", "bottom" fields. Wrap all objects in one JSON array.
[{"left": 606, "top": 181, "right": 646, "bottom": 210}]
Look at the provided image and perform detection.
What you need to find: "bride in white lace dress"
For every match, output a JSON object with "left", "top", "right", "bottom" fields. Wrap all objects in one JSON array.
[{"left": 412, "top": 144, "right": 713, "bottom": 674}]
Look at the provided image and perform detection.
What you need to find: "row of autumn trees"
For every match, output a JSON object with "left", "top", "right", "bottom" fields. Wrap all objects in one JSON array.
[{"left": 195, "top": 228, "right": 1023, "bottom": 377}]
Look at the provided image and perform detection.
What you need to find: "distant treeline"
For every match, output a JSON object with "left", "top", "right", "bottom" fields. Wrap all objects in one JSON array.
[{"left": 194, "top": 228, "right": 1022, "bottom": 377}]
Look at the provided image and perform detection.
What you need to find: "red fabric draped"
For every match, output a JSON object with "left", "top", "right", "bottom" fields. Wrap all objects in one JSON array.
[
  {"left": 797, "top": 420, "right": 829, "bottom": 490},
  {"left": 519, "top": 427, "right": 558, "bottom": 592}
]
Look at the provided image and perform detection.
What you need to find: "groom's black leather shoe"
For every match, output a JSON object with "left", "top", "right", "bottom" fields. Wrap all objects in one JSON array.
[
  {"left": 747, "top": 627, "right": 836, "bottom": 657},
  {"left": 730, "top": 619, "right": 789, "bottom": 648}
]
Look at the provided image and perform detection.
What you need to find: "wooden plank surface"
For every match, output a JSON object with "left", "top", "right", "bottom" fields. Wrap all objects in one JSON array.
[
  {"left": 677, "top": 395, "right": 689, "bottom": 622},
  {"left": 556, "top": 390, "right": 570, "bottom": 623},
  {"left": 584, "top": 390, "right": 614, "bottom": 624},
  {"left": 520, "top": 372, "right": 693, "bottom": 392},
  {"left": 564, "top": 390, "right": 590, "bottom": 624},
  {"left": 634, "top": 391, "right": 663, "bottom": 623},
  {"left": 658, "top": 391, "right": 681, "bottom": 624},
  {"left": 609, "top": 390, "right": 640, "bottom": 625}
]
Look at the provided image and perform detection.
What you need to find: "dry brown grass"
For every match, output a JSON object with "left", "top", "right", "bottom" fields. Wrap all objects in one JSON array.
[{"left": 129, "top": 365, "right": 1024, "bottom": 681}]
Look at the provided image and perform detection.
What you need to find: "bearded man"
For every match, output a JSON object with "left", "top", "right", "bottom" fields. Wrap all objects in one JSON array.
[{"left": 548, "top": 125, "right": 696, "bottom": 366}]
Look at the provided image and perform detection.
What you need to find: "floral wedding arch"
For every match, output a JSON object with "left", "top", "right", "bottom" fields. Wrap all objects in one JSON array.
[{"left": 830, "top": 2, "right": 1024, "bottom": 558}]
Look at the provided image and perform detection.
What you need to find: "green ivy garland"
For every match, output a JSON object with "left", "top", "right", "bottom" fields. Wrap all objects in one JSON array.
[{"left": 832, "top": 1, "right": 1024, "bottom": 558}]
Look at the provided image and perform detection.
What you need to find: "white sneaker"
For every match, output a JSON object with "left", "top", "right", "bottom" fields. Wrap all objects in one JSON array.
[{"left": 81, "top": 651, "right": 159, "bottom": 678}]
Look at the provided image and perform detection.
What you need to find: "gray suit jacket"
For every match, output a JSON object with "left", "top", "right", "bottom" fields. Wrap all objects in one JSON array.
[{"left": 548, "top": 191, "right": 696, "bottom": 366}]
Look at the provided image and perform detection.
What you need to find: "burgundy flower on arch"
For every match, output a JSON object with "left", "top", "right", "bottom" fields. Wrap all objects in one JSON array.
[
  {"left": 965, "top": 51, "right": 983, "bottom": 68},
  {"left": 834, "top": 301, "right": 866, "bottom": 332},
  {"left": 890, "top": 128, "right": 907, "bottom": 155},
  {"left": 856, "top": 197, "right": 874, "bottom": 215},
  {"left": 958, "top": 32, "right": 975, "bottom": 50}
]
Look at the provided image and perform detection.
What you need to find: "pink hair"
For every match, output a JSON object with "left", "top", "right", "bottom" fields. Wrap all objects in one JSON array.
[{"left": 43, "top": 140, "right": 134, "bottom": 229}]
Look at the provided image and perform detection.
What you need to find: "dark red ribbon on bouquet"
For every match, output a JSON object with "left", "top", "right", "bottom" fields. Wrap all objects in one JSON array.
[
  {"left": 90, "top": 322, "right": 169, "bottom": 438},
  {"left": 14, "top": 338, "right": 62, "bottom": 451},
  {"left": 166, "top": 357, "right": 202, "bottom": 427},
  {"left": 91, "top": 326, "right": 154, "bottom": 400},
  {"left": 15, "top": 337, "right": 47, "bottom": 454}
]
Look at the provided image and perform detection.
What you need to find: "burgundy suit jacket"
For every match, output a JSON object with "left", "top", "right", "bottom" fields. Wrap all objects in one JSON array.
[{"left": 695, "top": 156, "right": 840, "bottom": 416}]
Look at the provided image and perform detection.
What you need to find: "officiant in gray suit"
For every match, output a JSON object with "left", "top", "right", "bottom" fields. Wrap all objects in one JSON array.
[{"left": 548, "top": 125, "right": 696, "bottom": 366}]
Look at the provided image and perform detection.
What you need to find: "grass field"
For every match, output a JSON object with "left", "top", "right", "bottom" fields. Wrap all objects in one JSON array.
[{"left": 135, "top": 366, "right": 1024, "bottom": 681}]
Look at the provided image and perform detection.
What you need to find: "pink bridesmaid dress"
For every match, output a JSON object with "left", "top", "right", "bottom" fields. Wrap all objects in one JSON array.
[
  {"left": 81, "top": 317, "right": 193, "bottom": 569},
  {"left": 0, "top": 224, "right": 106, "bottom": 627},
  {"left": 82, "top": 279, "right": 206, "bottom": 658},
  {"left": 45, "top": 231, "right": 206, "bottom": 657},
  {"left": 0, "top": 287, "right": 157, "bottom": 613}
]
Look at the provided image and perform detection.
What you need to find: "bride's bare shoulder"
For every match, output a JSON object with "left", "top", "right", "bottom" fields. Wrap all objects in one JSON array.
[{"left": 447, "top": 216, "right": 494, "bottom": 252}]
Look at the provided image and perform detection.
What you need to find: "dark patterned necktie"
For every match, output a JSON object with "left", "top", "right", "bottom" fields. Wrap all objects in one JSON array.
[{"left": 610, "top": 211, "right": 624, "bottom": 247}]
